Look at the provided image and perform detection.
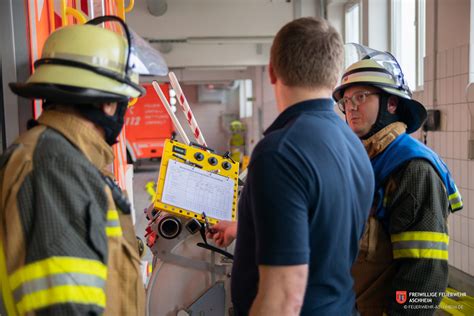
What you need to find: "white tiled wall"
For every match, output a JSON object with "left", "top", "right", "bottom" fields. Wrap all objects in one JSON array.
[
  {"left": 416, "top": 0, "right": 472, "bottom": 277},
  {"left": 417, "top": 41, "right": 474, "bottom": 277}
]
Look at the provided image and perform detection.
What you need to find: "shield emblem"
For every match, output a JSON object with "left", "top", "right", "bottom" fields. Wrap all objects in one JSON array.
[{"left": 396, "top": 291, "right": 407, "bottom": 304}]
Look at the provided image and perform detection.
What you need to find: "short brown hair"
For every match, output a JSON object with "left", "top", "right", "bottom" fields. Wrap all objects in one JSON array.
[{"left": 270, "top": 17, "right": 344, "bottom": 89}]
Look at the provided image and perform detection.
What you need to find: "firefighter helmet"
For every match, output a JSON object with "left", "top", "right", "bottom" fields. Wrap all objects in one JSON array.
[
  {"left": 9, "top": 16, "right": 145, "bottom": 104},
  {"left": 333, "top": 44, "right": 426, "bottom": 134}
]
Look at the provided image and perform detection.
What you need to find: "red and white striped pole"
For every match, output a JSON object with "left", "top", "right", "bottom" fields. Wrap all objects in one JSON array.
[
  {"left": 152, "top": 81, "right": 190, "bottom": 145},
  {"left": 168, "top": 72, "right": 207, "bottom": 147}
]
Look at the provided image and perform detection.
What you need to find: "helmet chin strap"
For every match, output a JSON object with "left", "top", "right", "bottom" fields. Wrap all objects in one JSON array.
[{"left": 360, "top": 93, "right": 400, "bottom": 140}]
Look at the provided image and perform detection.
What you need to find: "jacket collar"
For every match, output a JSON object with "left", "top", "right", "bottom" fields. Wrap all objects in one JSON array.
[
  {"left": 38, "top": 110, "right": 114, "bottom": 170},
  {"left": 362, "top": 122, "right": 407, "bottom": 159},
  {"left": 264, "top": 98, "right": 334, "bottom": 135}
]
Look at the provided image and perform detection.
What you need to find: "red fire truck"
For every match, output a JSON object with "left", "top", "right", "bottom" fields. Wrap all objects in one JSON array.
[{"left": 125, "top": 83, "right": 174, "bottom": 163}]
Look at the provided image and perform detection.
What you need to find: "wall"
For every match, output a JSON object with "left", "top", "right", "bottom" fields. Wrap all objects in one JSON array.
[
  {"left": 419, "top": 0, "right": 473, "bottom": 277},
  {"left": 245, "top": 65, "right": 278, "bottom": 154},
  {"left": 326, "top": 2, "right": 345, "bottom": 37},
  {"left": 127, "top": 0, "right": 326, "bottom": 69},
  {"left": 175, "top": 84, "right": 240, "bottom": 154},
  {"left": 0, "top": 0, "right": 31, "bottom": 148},
  {"left": 127, "top": 0, "right": 293, "bottom": 68}
]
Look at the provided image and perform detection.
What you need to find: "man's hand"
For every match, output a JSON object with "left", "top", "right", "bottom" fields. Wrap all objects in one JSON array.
[{"left": 206, "top": 220, "right": 237, "bottom": 247}]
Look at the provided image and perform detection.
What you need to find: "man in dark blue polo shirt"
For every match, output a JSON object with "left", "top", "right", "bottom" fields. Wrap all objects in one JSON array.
[{"left": 208, "top": 17, "right": 374, "bottom": 315}]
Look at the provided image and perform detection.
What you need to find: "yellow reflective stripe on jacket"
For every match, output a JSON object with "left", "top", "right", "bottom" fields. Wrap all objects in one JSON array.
[
  {"left": 9, "top": 257, "right": 106, "bottom": 290},
  {"left": 16, "top": 285, "right": 105, "bottom": 315},
  {"left": 391, "top": 231, "right": 449, "bottom": 243},
  {"left": 106, "top": 209, "right": 122, "bottom": 237},
  {"left": 8, "top": 256, "right": 107, "bottom": 313},
  {"left": 12, "top": 273, "right": 106, "bottom": 302},
  {"left": 391, "top": 231, "right": 449, "bottom": 260},
  {"left": 449, "top": 190, "right": 463, "bottom": 210},
  {"left": 0, "top": 239, "right": 18, "bottom": 316}
]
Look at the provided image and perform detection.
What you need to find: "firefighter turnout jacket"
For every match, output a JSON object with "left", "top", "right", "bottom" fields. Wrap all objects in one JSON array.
[
  {"left": 0, "top": 110, "right": 145, "bottom": 315},
  {"left": 352, "top": 122, "right": 462, "bottom": 316}
]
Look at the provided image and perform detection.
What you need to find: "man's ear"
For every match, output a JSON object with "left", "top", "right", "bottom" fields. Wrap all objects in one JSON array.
[
  {"left": 102, "top": 102, "right": 118, "bottom": 116},
  {"left": 387, "top": 96, "right": 398, "bottom": 114},
  {"left": 268, "top": 63, "right": 277, "bottom": 85}
]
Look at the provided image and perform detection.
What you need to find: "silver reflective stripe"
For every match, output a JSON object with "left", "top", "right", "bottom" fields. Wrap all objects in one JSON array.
[
  {"left": 12, "top": 273, "right": 106, "bottom": 303},
  {"left": 107, "top": 219, "right": 120, "bottom": 228},
  {"left": 392, "top": 240, "right": 448, "bottom": 251},
  {"left": 449, "top": 194, "right": 462, "bottom": 205},
  {"left": 343, "top": 71, "right": 394, "bottom": 82},
  {"left": 44, "top": 52, "right": 125, "bottom": 70}
]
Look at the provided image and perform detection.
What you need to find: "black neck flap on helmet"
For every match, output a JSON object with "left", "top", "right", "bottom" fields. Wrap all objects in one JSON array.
[
  {"left": 360, "top": 92, "right": 401, "bottom": 140},
  {"left": 79, "top": 101, "right": 129, "bottom": 145},
  {"left": 358, "top": 50, "right": 406, "bottom": 139}
]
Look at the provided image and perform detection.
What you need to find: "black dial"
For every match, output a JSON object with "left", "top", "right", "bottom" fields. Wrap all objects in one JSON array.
[
  {"left": 208, "top": 157, "right": 218, "bottom": 166},
  {"left": 194, "top": 152, "right": 204, "bottom": 161}
]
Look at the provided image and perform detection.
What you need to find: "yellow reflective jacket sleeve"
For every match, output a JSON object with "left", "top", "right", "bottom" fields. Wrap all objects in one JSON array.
[
  {"left": 1, "top": 128, "right": 109, "bottom": 315},
  {"left": 386, "top": 159, "right": 450, "bottom": 316}
]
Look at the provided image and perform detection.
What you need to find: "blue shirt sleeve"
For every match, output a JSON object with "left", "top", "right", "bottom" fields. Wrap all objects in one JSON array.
[{"left": 247, "top": 152, "right": 313, "bottom": 266}]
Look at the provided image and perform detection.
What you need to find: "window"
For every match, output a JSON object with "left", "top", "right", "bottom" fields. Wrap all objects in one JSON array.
[
  {"left": 345, "top": 3, "right": 360, "bottom": 44},
  {"left": 391, "top": 0, "right": 425, "bottom": 90},
  {"left": 239, "top": 80, "right": 253, "bottom": 119}
]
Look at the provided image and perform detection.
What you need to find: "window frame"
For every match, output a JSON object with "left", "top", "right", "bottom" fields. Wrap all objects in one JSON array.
[
  {"left": 416, "top": 0, "right": 426, "bottom": 89},
  {"left": 344, "top": 1, "right": 361, "bottom": 44},
  {"left": 467, "top": 0, "right": 474, "bottom": 101}
]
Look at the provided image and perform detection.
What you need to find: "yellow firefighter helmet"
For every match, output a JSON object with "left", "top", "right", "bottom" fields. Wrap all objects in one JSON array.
[{"left": 10, "top": 16, "right": 145, "bottom": 104}]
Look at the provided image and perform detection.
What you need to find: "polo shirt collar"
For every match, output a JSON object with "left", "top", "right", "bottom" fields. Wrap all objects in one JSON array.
[{"left": 264, "top": 98, "right": 334, "bottom": 135}]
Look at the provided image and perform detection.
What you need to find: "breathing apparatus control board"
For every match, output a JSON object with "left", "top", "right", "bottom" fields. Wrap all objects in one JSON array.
[{"left": 154, "top": 139, "right": 239, "bottom": 225}]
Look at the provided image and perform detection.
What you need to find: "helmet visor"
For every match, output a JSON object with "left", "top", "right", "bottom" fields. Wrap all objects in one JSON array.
[
  {"left": 344, "top": 43, "right": 411, "bottom": 96},
  {"left": 129, "top": 28, "right": 168, "bottom": 76}
]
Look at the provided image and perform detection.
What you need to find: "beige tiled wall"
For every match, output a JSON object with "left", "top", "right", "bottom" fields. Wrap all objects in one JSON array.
[{"left": 416, "top": 42, "right": 474, "bottom": 276}]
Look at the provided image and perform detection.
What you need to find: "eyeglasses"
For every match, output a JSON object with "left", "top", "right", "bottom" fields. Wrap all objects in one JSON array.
[{"left": 337, "top": 91, "right": 379, "bottom": 113}]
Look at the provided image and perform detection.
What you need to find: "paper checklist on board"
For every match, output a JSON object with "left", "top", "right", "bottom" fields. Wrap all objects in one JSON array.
[{"left": 161, "top": 159, "right": 234, "bottom": 221}]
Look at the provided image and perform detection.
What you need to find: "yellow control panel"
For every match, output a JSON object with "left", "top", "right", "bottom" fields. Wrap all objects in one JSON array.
[{"left": 154, "top": 139, "right": 239, "bottom": 225}]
